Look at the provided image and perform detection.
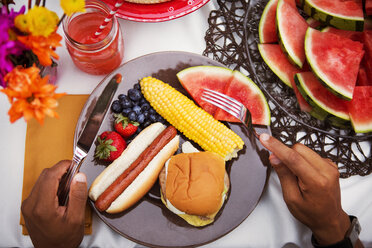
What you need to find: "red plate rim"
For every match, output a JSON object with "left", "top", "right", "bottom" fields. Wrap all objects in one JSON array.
[{"left": 103, "top": 0, "right": 211, "bottom": 23}]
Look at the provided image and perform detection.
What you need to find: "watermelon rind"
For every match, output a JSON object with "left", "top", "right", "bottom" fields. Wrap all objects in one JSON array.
[
  {"left": 177, "top": 65, "right": 233, "bottom": 80},
  {"left": 259, "top": 0, "right": 278, "bottom": 44},
  {"left": 276, "top": 0, "right": 308, "bottom": 68},
  {"left": 258, "top": 44, "right": 293, "bottom": 88},
  {"left": 303, "top": 0, "right": 364, "bottom": 31},
  {"left": 231, "top": 70, "right": 271, "bottom": 126},
  {"left": 304, "top": 28, "right": 357, "bottom": 100},
  {"left": 294, "top": 73, "right": 351, "bottom": 127}
]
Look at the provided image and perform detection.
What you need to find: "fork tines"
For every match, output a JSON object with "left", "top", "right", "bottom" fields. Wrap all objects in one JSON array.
[{"left": 201, "top": 88, "right": 242, "bottom": 119}]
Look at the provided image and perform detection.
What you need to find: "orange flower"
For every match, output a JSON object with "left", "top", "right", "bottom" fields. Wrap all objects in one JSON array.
[
  {"left": 17, "top": 32, "right": 62, "bottom": 66},
  {"left": 1, "top": 65, "right": 65, "bottom": 125}
]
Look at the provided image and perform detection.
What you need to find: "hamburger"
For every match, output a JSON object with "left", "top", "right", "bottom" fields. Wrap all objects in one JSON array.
[{"left": 159, "top": 151, "right": 229, "bottom": 226}]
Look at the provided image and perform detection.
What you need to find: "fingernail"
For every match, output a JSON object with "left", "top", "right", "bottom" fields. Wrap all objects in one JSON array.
[
  {"left": 74, "top": 173, "right": 86, "bottom": 183},
  {"left": 270, "top": 156, "right": 282, "bottom": 166},
  {"left": 260, "top": 133, "right": 270, "bottom": 142}
]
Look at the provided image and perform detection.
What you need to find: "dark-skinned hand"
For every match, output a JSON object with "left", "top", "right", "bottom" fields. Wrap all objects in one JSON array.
[
  {"left": 21, "top": 160, "right": 88, "bottom": 248},
  {"left": 259, "top": 133, "right": 362, "bottom": 246}
]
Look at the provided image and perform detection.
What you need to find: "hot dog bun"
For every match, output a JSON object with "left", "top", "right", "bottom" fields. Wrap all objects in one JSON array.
[
  {"left": 159, "top": 151, "right": 229, "bottom": 226},
  {"left": 89, "top": 122, "right": 179, "bottom": 213}
]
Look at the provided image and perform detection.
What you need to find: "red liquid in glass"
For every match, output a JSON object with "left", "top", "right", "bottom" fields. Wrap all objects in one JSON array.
[{"left": 66, "top": 12, "right": 124, "bottom": 75}]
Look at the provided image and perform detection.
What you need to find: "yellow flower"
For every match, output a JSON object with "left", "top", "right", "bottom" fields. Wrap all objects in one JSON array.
[
  {"left": 60, "top": 0, "right": 86, "bottom": 16},
  {"left": 14, "top": 14, "right": 29, "bottom": 33},
  {"left": 24, "top": 6, "right": 59, "bottom": 37}
]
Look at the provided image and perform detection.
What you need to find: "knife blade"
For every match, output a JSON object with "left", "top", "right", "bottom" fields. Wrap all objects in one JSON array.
[{"left": 57, "top": 73, "right": 122, "bottom": 206}]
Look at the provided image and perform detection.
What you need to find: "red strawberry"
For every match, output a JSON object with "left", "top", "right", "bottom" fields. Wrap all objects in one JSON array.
[
  {"left": 114, "top": 113, "right": 139, "bottom": 139},
  {"left": 94, "top": 131, "right": 126, "bottom": 162}
]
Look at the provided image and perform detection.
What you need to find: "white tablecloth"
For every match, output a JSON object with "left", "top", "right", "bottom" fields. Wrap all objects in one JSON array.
[{"left": 1, "top": 1, "right": 371, "bottom": 247}]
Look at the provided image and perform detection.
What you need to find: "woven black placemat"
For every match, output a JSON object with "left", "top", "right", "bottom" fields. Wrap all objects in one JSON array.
[{"left": 203, "top": 0, "right": 372, "bottom": 178}]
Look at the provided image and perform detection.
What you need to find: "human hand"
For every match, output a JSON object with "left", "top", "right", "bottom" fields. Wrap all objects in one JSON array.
[
  {"left": 21, "top": 160, "right": 88, "bottom": 248},
  {"left": 259, "top": 134, "right": 350, "bottom": 246}
]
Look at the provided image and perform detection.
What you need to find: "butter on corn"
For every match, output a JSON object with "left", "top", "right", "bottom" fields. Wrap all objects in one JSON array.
[{"left": 140, "top": 76, "right": 244, "bottom": 161}]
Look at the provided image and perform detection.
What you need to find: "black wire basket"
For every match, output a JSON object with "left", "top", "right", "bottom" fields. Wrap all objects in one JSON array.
[{"left": 203, "top": 0, "right": 372, "bottom": 178}]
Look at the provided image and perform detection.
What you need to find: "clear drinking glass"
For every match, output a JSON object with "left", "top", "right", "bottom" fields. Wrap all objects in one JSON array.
[{"left": 63, "top": 0, "right": 124, "bottom": 75}]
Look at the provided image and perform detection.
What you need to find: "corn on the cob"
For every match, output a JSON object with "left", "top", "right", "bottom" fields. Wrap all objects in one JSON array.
[{"left": 140, "top": 76, "right": 244, "bottom": 161}]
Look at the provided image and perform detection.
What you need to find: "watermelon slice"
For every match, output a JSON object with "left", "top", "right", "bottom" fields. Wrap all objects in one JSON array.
[
  {"left": 321, "top": 26, "right": 363, "bottom": 42},
  {"left": 177, "top": 66, "right": 233, "bottom": 116},
  {"left": 214, "top": 71, "right": 271, "bottom": 125},
  {"left": 258, "top": 0, "right": 296, "bottom": 43},
  {"left": 259, "top": 0, "right": 279, "bottom": 43},
  {"left": 357, "top": 68, "right": 371, "bottom": 86},
  {"left": 365, "top": 17, "right": 372, "bottom": 30},
  {"left": 348, "top": 86, "right": 372, "bottom": 133},
  {"left": 303, "top": 0, "right": 364, "bottom": 31},
  {"left": 366, "top": 0, "right": 372, "bottom": 16},
  {"left": 276, "top": 0, "right": 309, "bottom": 68},
  {"left": 177, "top": 66, "right": 271, "bottom": 125},
  {"left": 304, "top": 27, "right": 365, "bottom": 100},
  {"left": 295, "top": 72, "right": 350, "bottom": 125},
  {"left": 257, "top": 44, "right": 314, "bottom": 112},
  {"left": 363, "top": 30, "right": 372, "bottom": 60}
]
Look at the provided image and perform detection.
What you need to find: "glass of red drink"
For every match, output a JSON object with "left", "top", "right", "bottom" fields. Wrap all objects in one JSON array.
[{"left": 62, "top": 0, "right": 124, "bottom": 75}]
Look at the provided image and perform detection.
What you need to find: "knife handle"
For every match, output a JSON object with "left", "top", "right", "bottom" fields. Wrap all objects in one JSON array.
[{"left": 57, "top": 147, "right": 86, "bottom": 206}]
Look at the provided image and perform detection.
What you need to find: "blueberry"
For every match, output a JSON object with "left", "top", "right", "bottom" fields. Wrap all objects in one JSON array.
[
  {"left": 118, "top": 94, "right": 128, "bottom": 101},
  {"left": 149, "top": 108, "right": 156, "bottom": 114},
  {"left": 133, "top": 83, "right": 141, "bottom": 90},
  {"left": 137, "top": 114, "right": 145, "bottom": 124},
  {"left": 141, "top": 103, "right": 150, "bottom": 112},
  {"left": 133, "top": 105, "right": 142, "bottom": 114},
  {"left": 156, "top": 115, "right": 165, "bottom": 123},
  {"left": 120, "top": 98, "right": 132, "bottom": 109},
  {"left": 122, "top": 108, "right": 131, "bottom": 116},
  {"left": 128, "top": 89, "right": 142, "bottom": 101},
  {"left": 111, "top": 100, "right": 122, "bottom": 113},
  {"left": 128, "top": 111, "right": 137, "bottom": 121},
  {"left": 143, "top": 111, "right": 149, "bottom": 119},
  {"left": 139, "top": 98, "right": 147, "bottom": 105},
  {"left": 136, "top": 126, "right": 142, "bottom": 134},
  {"left": 143, "top": 121, "right": 151, "bottom": 128},
  {"left": 149, "top": 114, "right": 157, "bottom": 122}
]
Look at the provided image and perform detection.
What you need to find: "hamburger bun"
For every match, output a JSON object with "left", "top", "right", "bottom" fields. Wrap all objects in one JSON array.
[{"left": 159, "top": 151, "right": 229, "bottom": 226}]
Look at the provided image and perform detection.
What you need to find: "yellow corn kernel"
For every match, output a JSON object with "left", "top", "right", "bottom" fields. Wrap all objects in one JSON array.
[{"left": 140, "top": 76, "right": 244, "bottom": 161}]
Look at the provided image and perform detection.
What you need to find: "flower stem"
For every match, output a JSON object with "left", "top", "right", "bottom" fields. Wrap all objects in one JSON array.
[{"left": 28, "top": 0, "right": 32, "bottom": 10}]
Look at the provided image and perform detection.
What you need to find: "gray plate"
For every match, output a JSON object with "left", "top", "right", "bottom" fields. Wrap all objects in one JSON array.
[{"left": 76, "top": 51, "right": 271, "bottom": 248}]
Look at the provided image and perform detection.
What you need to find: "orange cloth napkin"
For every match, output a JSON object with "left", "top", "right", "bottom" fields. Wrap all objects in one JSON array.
[{"left": 20, "top": 94, "right": 92, "bottom": 235}]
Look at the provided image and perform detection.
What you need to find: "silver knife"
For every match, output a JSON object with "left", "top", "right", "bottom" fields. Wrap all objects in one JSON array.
[{"left": 57, "top": 73, "right": 122, "bottom": 206}]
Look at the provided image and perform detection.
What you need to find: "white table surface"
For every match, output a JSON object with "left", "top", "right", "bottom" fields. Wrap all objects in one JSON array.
[{"left": 1, "top": 1, "right": 372, "bottom": 247}]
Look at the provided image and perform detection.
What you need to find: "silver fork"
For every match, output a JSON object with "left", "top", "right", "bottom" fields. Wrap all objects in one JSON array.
[{"left": 201, "top": 88, "right": 259, "bottom": 139}]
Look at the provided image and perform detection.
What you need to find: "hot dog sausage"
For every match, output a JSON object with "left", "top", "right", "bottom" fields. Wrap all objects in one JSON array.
[{"left": 95, "top": 126, "right": 177, "bottom": 212}]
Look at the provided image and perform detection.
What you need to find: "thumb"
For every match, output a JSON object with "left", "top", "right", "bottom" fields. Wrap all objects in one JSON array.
[{"left": 67, "top": 173, "right": 88, "bottom": 222}]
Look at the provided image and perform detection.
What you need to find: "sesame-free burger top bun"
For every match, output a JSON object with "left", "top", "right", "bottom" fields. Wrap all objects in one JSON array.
[{"left": 165, "top": 152, "right": 225, "bottom": 216}]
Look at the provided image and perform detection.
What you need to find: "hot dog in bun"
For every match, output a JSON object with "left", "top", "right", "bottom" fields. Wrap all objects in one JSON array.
[
  {"left": 159, "top": 151, "right": 229, "bottom": 226},
  {"left": 89, "top": 122, "right": 179, "bottom": 214}
]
